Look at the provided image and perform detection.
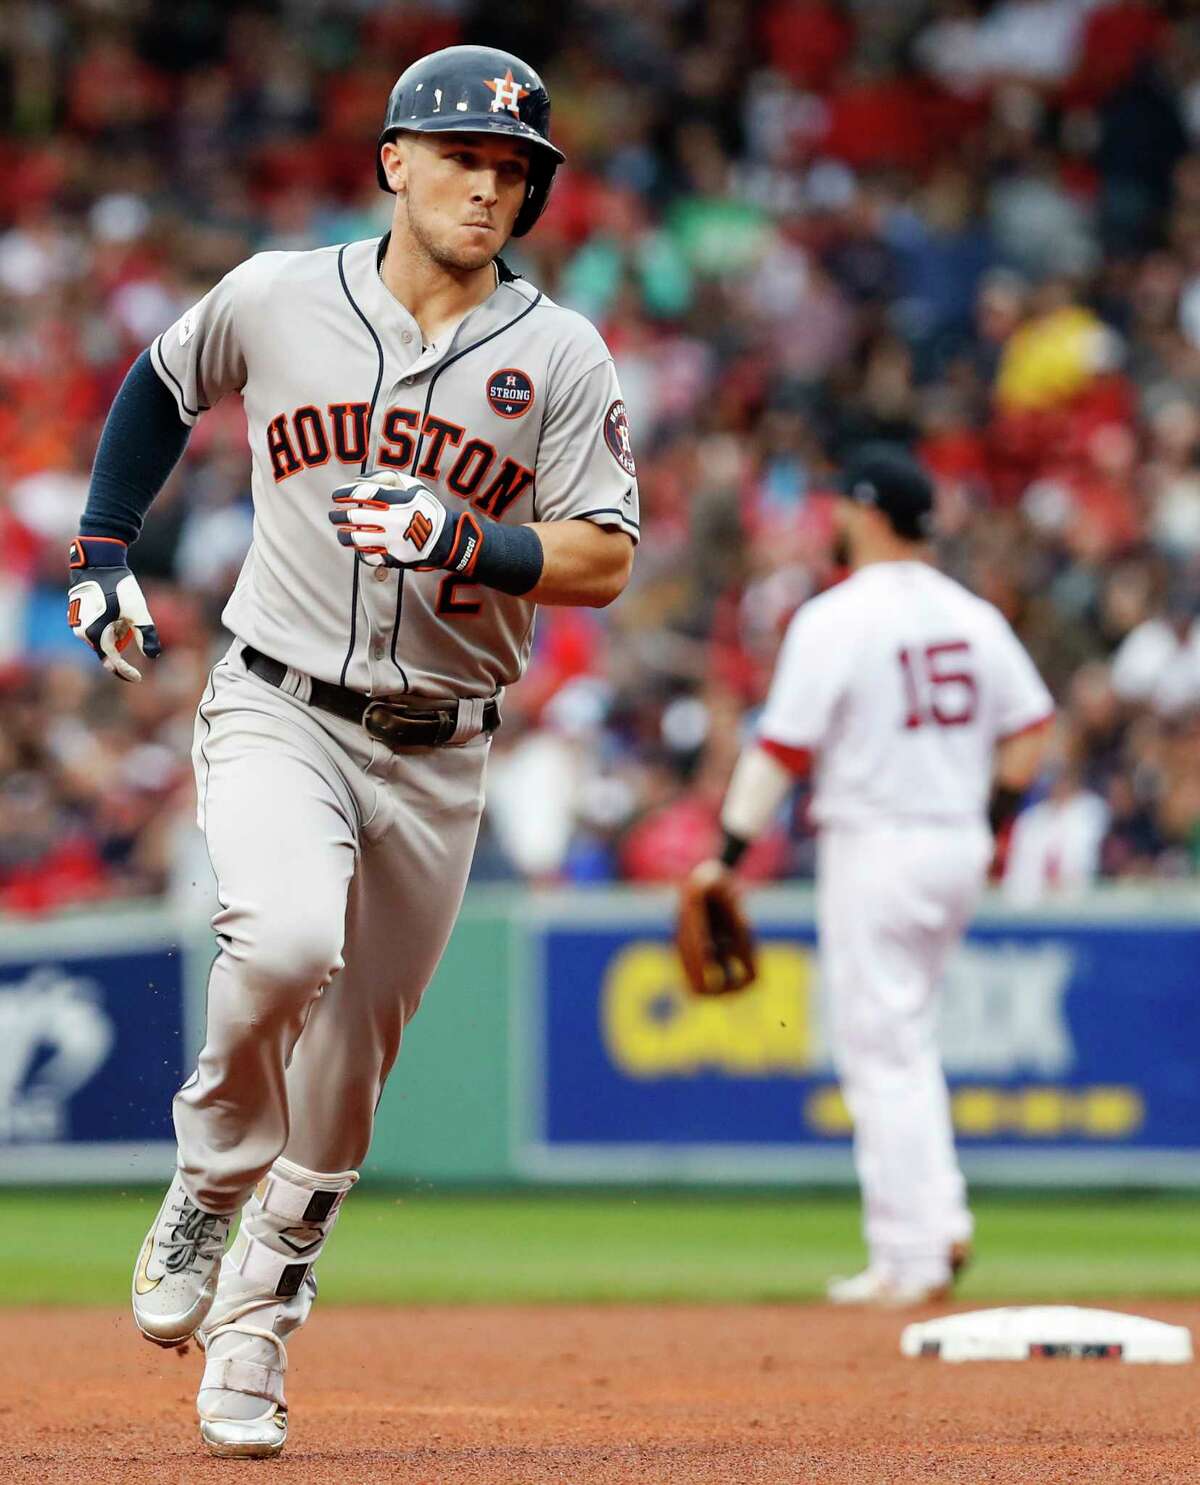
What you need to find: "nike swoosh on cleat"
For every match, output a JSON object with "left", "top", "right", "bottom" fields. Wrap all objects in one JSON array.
[{"left": 133, "top": 1236, "right": 164, "bottom": 1296}]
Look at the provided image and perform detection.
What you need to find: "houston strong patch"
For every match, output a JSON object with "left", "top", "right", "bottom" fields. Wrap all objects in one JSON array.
[{"left": 487, "top": 368, "right": 535, "bottom": 419}]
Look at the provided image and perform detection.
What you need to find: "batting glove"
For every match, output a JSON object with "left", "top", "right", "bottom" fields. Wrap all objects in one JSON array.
[
  {"left": 67, "top": 536, "right": 162, "bottom": 683},
  {"left": 328, "top": 470, "right": 481, "bottom": 575}
]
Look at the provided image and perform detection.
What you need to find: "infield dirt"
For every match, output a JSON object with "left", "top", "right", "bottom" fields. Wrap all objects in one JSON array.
[{"left": 4, "top": 1304, "right": 1197, "bottom": 1483}]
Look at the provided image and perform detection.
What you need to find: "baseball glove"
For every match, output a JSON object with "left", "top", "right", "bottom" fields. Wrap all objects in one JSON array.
[{"left": 676, "top": 861, "right": 758, "bottom": 996}]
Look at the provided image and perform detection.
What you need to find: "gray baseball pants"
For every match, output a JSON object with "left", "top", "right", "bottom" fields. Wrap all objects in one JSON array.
[{"left": 174, "top": 644, "right": 488, "bottom": 1214}]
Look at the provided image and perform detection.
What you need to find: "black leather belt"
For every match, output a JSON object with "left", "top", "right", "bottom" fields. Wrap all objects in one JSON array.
[{"left": 241, "top": 646, "right": 500, "bottom": 749}]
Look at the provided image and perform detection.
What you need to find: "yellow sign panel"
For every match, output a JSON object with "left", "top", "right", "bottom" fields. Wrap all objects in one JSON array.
[
  {"left": 599, "top": 937, "right": 1142, "bottom": 1143},
  {"left": 601, "top": 943, "right": 815, "bottom": 1078},
  {"left": 805, "top": 1084, "right": 1144, "bottom": 1140}
]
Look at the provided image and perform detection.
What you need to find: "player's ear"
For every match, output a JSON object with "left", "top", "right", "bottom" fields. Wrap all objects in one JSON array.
[{"left": 380, "top": 137, "right": 409, "bottom": 195}]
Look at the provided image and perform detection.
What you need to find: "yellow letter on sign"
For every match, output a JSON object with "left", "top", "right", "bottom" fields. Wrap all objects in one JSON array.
[{"left": 601, "top": 941, "right": 814, "bottom": 1078}]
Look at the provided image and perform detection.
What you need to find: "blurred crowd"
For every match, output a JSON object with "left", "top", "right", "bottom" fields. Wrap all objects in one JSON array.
[{"left": 4, "top": 0, "right": 1200, "bottom": 912}]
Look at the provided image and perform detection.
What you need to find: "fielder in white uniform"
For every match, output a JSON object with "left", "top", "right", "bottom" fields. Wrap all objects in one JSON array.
[
  {"left": 66, "top": 46, "right": 637, "bottom": 1456},
  {"left": 689, "top": 448, "right": 1053, "bottom": 1306}
]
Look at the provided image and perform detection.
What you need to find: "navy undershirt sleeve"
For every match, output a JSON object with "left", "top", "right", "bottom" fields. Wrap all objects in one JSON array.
[{"left": 79, "top": 349, "right": 192, "bottom": 545}]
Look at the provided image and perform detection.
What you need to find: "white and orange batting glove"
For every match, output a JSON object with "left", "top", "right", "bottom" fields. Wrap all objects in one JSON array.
[
  {"left": 328, "top": 469, "right": 479, "bottom": 574},
  {"left": 67, "top": 536, "right": 162, "bottom": 683}
]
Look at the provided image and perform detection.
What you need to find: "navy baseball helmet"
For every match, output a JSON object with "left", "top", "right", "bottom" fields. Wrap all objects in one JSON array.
[
  {"left": 841, "top": 445, "right": 935, "bottom": 540},
  {"left": 377, "top": 45, "right": 565, "bottom": 237}
]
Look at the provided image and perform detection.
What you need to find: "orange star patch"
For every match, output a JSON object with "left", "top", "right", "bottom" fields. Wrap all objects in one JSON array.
[{"left": 485, "top": 69, "right": 529, "bottom": 117}]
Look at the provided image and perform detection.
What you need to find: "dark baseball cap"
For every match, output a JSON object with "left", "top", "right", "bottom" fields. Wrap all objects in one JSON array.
[{"left": 840, "top": 445, "right": 935, "bottom": 540}]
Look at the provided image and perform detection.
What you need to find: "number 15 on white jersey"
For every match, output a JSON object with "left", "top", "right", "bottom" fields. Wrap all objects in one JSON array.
[{"left": 757, "top": 562, "right": 1054, "bottom": 829}]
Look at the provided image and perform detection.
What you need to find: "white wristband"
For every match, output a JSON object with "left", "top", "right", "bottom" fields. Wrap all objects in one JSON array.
[{"left": 720, "top": 745, "right": 795, "bottom": 843}]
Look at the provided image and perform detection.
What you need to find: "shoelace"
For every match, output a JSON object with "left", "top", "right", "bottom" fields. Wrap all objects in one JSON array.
[{"left": 161, "top": 1199, "right": 228, "bottom": 1275}]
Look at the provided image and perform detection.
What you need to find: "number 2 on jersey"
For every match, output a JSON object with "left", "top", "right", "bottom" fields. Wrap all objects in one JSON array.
[
  {"left": 436, "top": 573, "right": 482, "bottom": 618},
  {"left": 897, "top": 641, "right": 977, "bottom": 728}
]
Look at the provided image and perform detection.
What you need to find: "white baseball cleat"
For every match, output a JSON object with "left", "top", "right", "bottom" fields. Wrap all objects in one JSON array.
[
  {"left": 199, "top": 1412, "right": 288, "bottom": 1459},
  {"left": 131, "top": 1172, "right": 234, "bottom": 1347},
  {"left": 827, "top": 1242, "right": 971, "bottom": 1309},
  {"left": 200, "top": 1406, "right": 288, "bottom": 1459},
  {"left": 826, "top": 1266, "right": 952, "bottom": 1308},
  {"left": 198, "top": 1322, "right": 289, "bottom": 1458}
]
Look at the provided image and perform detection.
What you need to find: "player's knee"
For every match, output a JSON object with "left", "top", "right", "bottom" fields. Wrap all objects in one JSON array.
[
  {"left": 836, "top": 1006, "right": 927, "bottom": 1071},
  {"left": 244, "top": 919, "right": 345, "bottom": 1003},
  {"left": 832, "top": 1000, "right": 876, "bottom": 1057}
]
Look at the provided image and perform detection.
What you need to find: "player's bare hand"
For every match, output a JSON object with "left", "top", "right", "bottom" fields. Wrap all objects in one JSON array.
[
  {"left": 67, "top": 536, "right": 162, "bottom": 683},
  {"left": 328, "top": 469, "right": 453, "bottom": 569}
]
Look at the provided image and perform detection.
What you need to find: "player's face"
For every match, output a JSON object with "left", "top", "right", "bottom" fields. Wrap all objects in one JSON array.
[{"left": 391, "top": 134, "right": 531, "bottom": 272}]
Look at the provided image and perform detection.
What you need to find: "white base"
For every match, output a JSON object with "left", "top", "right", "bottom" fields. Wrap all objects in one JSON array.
[{"left": 901, "top": 1306, "right": 1193, "bottom": 1365}]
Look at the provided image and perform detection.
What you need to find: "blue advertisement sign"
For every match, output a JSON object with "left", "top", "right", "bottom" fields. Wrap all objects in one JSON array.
[
  {"left": 0, "top": 944, "right": 185, "bottom": 1158},
  {"left": 527, "top": 914, "right": 1200, "bottom": 1181}
]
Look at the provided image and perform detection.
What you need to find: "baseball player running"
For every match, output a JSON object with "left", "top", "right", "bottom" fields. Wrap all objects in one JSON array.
[
  {"left": 67, "top": 46, "right": 637, "bottom": 1456},
  {"left": 678, "top": 448, "right": 1052, "bottom": 1306}
]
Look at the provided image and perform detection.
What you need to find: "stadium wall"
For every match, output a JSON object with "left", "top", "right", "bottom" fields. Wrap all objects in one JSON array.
[{"left": 1, "top": 888, "right": 1197, "bottom": 1188}]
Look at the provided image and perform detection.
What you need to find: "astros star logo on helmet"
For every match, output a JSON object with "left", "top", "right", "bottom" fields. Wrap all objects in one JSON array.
[{"left": 485, "top": 69, "right": 529, "bottom": 116}]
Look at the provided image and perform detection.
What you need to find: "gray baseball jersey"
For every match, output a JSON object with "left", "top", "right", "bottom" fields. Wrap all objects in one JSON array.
[{"left": 151, "top": 234, "right": 640, "bottom": 695}]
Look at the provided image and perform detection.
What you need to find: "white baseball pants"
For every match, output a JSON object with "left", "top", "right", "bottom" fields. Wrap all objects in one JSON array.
[
  {"left": 173, "top": 645, "right": 488, "bottom": 1215},
  {"left": 817, "top": 820, "right": 991, "bottom": 1283}
]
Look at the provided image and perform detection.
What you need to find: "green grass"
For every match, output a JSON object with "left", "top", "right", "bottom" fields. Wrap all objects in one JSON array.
[{"left": 1, "top": 1189, "right": 1196, "bottom": 1306}]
